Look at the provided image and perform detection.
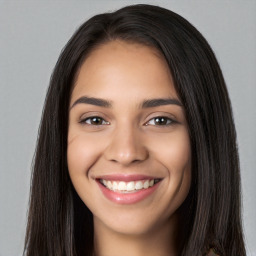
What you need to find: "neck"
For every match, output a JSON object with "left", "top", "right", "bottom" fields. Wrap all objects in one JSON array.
[{"left": 93, "top": 214, "right": 181, "bottom": 256}]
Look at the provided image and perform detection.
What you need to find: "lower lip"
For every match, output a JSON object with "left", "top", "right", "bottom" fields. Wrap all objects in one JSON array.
[{"left": 97, "top": 181, "right": 161, "bottom": 204}]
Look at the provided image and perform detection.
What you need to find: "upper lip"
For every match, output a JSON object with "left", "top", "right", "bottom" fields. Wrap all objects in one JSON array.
[{"left": 95, "top": 174, "right": 162, "bottom": 182}]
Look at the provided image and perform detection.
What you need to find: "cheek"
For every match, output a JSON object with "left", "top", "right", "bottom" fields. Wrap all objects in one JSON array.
[
  {"left": 149, "top": 128, "right": 191, "bottom": 172},
  {"left": 164, "top": 130, "right": 191, "bottom": 189},
  {"left": 148, "top": 128, "right": 191, "bottom": 203},
  {"left": 67, "top": 132, "right": 106, "bottom": 207},
  {"left": 68, "top": 137, "right": 87, "bottom": 176},
  {"left": 67, "top": 133, "right": 102, "bottom": 177}
]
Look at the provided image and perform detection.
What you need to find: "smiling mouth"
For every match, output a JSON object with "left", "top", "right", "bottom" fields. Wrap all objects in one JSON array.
[{"left": 99, "top": 179, "right": 161, "bottom": 193}]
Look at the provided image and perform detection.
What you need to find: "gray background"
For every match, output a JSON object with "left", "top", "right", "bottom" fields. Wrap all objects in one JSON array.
[{"left": 0, "top": 1, "right": 255, "bottom": 255}]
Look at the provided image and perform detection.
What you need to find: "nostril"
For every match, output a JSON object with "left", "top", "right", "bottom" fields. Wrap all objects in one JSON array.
[
  {"left": 103, "top": 134, "right": 149, "bottom": 165},
  {"left": 109, "top": 157, "right": 142, "bottom": 165}
]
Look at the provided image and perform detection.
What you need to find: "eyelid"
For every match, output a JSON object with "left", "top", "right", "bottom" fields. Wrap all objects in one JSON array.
[
  {"left": 78, "top": 112, "right": 110, "bottom": 126},
  {"left": 79, "top": 116, "right": 110, "bottom": 125},
  {"left": 77, "top": 112, "right": 178, "bottom": 127},
  {"left": 144, "top": 112, "right": 178, "bottom": 125},
  {"left": 145, "top": 116, "right": 176, "bottom": 126}
]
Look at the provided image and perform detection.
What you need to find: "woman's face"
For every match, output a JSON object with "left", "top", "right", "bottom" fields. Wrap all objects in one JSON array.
[{"left": 68, "top": 40, "right": 191, "bottom": 236}]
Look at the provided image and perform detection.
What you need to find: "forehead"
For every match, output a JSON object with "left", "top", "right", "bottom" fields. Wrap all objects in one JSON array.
[{"left": 71, "top": 40, "right": 178, "bottom": 103}]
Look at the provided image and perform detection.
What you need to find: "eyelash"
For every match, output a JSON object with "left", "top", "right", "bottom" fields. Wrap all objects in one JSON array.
[
  {"left": 79, "top": 116, "right": 176, "bottom": 126},
  {"left": 79, "top": 116, "right": 110, "bottom": 126},
  {"left": 145, "top": 116, "right": 176, "bottom": 126}
]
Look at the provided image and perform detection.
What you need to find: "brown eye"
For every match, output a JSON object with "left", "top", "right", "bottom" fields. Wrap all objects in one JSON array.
[
  {"left": 146, "top": 116, "right": 174, "bottom": 126},
  {"left": 80, "top": 116, "right": 109, "bottom": 125},
  {"left": 154, "top": 117, "right": 169, "bottom": 125}
]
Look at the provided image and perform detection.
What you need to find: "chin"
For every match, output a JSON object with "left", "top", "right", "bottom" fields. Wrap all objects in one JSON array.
[{"left": 93, "top": 206, "right": 175, "bottom": 237}]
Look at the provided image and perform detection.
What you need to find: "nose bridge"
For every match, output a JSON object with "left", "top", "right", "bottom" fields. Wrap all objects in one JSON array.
[{"left": 104, "top": 121, "right": 148, "bottom": 165}]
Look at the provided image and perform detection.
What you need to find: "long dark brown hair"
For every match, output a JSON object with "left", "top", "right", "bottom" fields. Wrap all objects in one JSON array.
[{"left": 24, "top": 4, "right": 246, "bottom": 256}]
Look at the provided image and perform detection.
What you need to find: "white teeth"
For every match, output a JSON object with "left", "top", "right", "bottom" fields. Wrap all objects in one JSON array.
[
  {"left": 143, "top": 180, "right": 149, "bottom": 189},
  {"left": 127, "top": 181, "right": 135, "bottom": 191},
  {"left": 101, "top": 179, "right": 158, "bottom": 193},
  {"left": 118, "top": 181, "right": 126, "bottom": 190},
  {"left": 113, "top": 181, "right": 118, "bottom": 190},
  {"left": 135, "top": 181, "right": 143, "bottom": 190},
  {"left": 107, "top": 180, "right": 112, "bottom": 189}
]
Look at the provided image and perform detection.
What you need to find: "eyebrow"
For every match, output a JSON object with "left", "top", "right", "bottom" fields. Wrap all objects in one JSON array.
[
  {"left": 70, "top": 96, "right": 183, "bottom": 110},
  {"left": 140, "top": 98, "right": 183, "bottom": 108},
  {"left": 70, "top": 96, "right": 112, "bottom": 109}
]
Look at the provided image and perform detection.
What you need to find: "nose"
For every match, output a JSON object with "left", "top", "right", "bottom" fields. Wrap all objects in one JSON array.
[{"left": 104, "top": 124, "right": 149, "bottom": 166}]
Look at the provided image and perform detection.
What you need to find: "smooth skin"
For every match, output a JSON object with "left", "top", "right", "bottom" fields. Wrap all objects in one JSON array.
[{"left": 68, "top": 40, "right": 191, "bottom": 256}]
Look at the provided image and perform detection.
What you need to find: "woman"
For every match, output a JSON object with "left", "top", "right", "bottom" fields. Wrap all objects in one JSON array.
[{"left": 24, "top": 4, "right": 246, "bottom": 256}]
